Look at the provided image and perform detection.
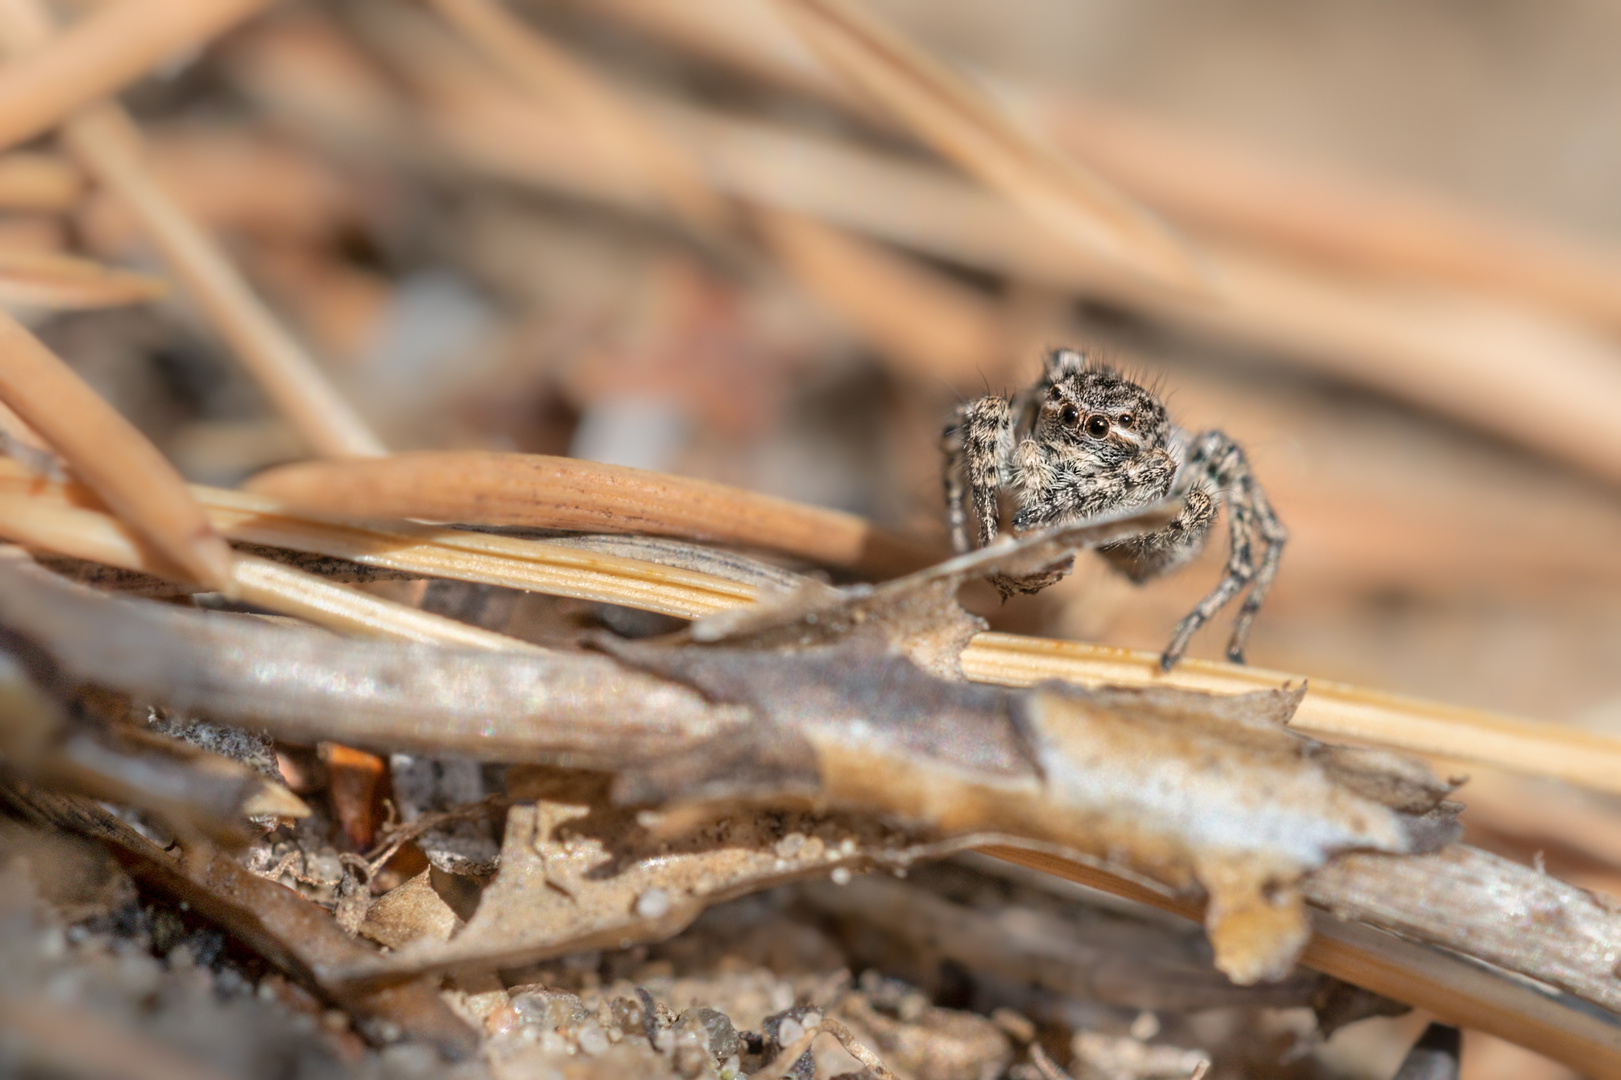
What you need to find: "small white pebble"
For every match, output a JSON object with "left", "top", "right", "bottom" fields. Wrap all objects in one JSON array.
[
  {"left": 775, "top": 832, "right": 807, "bottom": 859},
  {"left": 635, "top": 888, "right": 672, "bottom": 919},
  {"left": 577, "top": 1024, "right": 610, "bottom": 1056},
  {"left": 769, "top": 983, "right": 796, "bottom": 1012},
  {"left": 830, "top": 867, "right": 852, "bottom": 886},
  {"left": 802, "top": 1011, "right": 822, "bottom": 1030},
  {"left": 1130, "top": 1010, "right": 1160, "bottom": 1041},
  {"left": 720, "top": 1054, "right": 741, "bottom": 1079},
  {"left": 777, "top": 1017, "right": 805, "bottom": 1047},
  {"left": 838, "top": 838, "right": 857, "bottom": 856}
]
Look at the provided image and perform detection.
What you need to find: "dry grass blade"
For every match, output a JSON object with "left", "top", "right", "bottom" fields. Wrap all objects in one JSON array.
[
  {"left": 764, "top": 0, "right": 1208, "bottom": 293},
  {"left": 0, "top": 150, "right": 80, "bottom": 210},
  {"left": 0, "top": 0, "right": 386, "bottom": 460},
  {"left": 0, "top": 309, "right": 231, "bottom": 589},
  {"left": 0, "top": 458, "right": 762, "bottom": 618},
  {"left": 960, "top": 633, "right": 1621, "bottom": 798},
  {"left": 0, "top": 492, "right": 537, "bottom": 651},
  {"left": 243, "top": 450, "right": 943, "bottom": 578},
  {"left": 0, "top": 0, "right": 274, "bottom": 153},
  {"left": 426, "top": 0, "right": 728, "bottom": 234},
  {"left": 0, "top": 248, "right": 166, "bottom": 309}
]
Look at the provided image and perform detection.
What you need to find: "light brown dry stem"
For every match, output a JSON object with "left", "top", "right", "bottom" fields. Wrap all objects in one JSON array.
[
  {"left": 0, "top": 0, "right": 385, "bottom": 459},
  {"left": 0, "top": 310, "right": 232, "bottom": 589},
  {"left": 0, "top": 492, "right": 536, "bottom": 651},
  {"left": 0, "top": 248, "right": 166, "bottom": 309},
  {"left": 426, "top": 0, "right": 728, "bottom": 234},
  {"left": 0, "top": 0, "right": 275, "bottom": 153},
  {"left": 591, "top": 0, "right": 1621, "bottom": 332},
  {"left": 0, "top": 150, "right": 79, "bottom": 210},
  {"left": 243, "top": 450, "right": 942, "bottom": 579},
  {"left": 763, "top": 0, "right": 1208, "bottom": 295}
]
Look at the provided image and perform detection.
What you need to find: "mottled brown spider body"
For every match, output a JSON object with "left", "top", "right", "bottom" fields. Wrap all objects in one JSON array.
[{"left": 941, "top": 348, "right": 1286, "bottom": 670}]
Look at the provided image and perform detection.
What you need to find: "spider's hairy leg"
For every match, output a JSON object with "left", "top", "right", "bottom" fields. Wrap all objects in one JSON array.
[
  {"left": 1096, "top": 483, "right": 1216, "bottom": 583},
  {"left": 1224, "top": 477, "right": 1288, "bottom": 662},
  {"left": 942, "top": 394, "right": 1015, "bottom": 550},
  {"left": 1158, "top": 431, "right": 1283, "bottom": 670}
]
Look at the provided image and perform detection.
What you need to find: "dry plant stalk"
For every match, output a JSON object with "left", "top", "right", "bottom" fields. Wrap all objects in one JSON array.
[
  {"left": 426, "top": 0, "right": 728, "bottom": 234},
  {"left": 761, "top": 0, "right": 1209, "bottom": 294},
  {"left": 0, "top": 310, "right": 232, "bottom": 590},
  {"left": 0, "top": 0, "right": 386, "bottom": 460},
  {"left": 0, "top": 493, "right": 539, "bottom": 651},
  {"left": 228, "top": 449, "right": 1621, "bottom": 795},
  {"left": 591, "top": 0, "right": 1621, "bottom": 332},
  {"left": 0, "top": 248, "right": 166, "bottom": 309},
  {"left": 245, "top": 450, "right": 942, "bottom": 578},
  {"left": 0, "top": 150, "right": 80, "bottom": 210},
  {"left": 0, "top": 0, "right": 275, "bottom": 152}
]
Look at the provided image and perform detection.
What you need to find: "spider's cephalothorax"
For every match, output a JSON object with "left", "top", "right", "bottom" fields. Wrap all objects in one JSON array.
[{"left": 941, "top": 348, "right": 1286, "bottom": 670}]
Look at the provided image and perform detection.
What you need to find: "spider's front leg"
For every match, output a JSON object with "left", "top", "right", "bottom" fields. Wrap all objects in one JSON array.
[
  {"left": 1157, "top": 431, "right": 1287, "bottom": 670},
  {"left": 942, "top": 395, "right": 1015, "bottom": 552}
]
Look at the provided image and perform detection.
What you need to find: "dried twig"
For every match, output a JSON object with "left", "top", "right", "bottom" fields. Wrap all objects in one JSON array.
[
  {"left": 0, "top": 248, "right": 166, "bottom": 309},
  {"left": 764, "top": 0, "right": 1206, "bottom": 294},
  {"left": 0, "top": 310, "right": 232, "bottom": 590},
  {"left": 426, "top": 0, "right": 727, "bottom": 233},
  {"left": 0, "top": 150, "right": 80, "bottom": 209},
  {"left": 0, "top": 0, "right": 274, "bottom": 152},
  {"left": 591, "top": 0, "right": 1621, "bottom": 332},
  {"left": 243, "top": 450, "right": 942, "bottom": 578},
  {"left": 0, "top": 0, "right": 386, "bottom": 459},
  {"left": 0, "top": 495, "right": 539, "bottom": 651}
]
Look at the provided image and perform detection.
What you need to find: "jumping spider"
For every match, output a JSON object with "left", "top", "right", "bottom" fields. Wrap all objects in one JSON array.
[{"left": 942, "top": 348, "right": 1286, "bottom": 670}]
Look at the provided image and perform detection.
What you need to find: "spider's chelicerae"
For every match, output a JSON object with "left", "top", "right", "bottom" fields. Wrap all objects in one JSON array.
[{"left": 941, "top": 348, "right": 1286, "bottom": 670}]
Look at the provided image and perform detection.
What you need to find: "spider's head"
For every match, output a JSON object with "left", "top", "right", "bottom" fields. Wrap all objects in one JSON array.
[{"left": 1036, "top": 351, "right": 1170, "bottom": 467}]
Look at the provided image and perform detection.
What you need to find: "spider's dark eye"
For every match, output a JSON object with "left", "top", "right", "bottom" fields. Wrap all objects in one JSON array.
[
  {"left": 1118, "top": 413, "right": 1134, "bottom": 428},
  {"left": 1085, "top": 414, "right": 1110, "bottom": 438},
  {"left": 1059, "top": 403, "right": 1081, "bottom": 426},
  {"left": 1048, "top": 385, "right": 1063, "bottom": 400}
]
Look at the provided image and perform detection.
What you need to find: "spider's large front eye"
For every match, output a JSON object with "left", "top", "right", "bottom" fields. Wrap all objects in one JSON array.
[
  {"left": 1059, "top": 403, "right": 1081, "bottom": 426},
  {"left": 1085, "top": 414, "right": 1110, "bottom": 438}
]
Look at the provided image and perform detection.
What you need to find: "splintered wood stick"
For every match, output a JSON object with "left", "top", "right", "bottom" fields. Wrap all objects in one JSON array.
[
  {"left": 0, "top": 0, "right": 275, "bottom": 153},
  {"left": 0, "top": 311, "right": 232, "bottom": 591},
  {"left": 985, "top": 845, "right": 1621, "bottom": 1079},
  {"left": 0, "top": 0, "right": 387, "bottom": 460}
]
